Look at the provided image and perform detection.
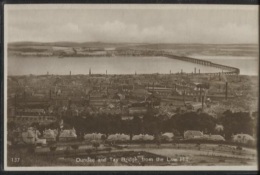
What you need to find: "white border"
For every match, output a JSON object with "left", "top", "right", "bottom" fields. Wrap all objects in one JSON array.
[
  {"left": 5, "top": 4, "right": 259, "bottom": 10},
  {"left": 3, "top": 4, "right": 259, "bottom": 171},
  {"left": 4, "top": 3, "right": 8, "bottom": 171}
]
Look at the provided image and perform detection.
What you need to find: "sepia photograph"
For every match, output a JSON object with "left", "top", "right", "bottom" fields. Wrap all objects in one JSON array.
[{"left": 4, "top": 4, "right": 259, "bottom": 171}]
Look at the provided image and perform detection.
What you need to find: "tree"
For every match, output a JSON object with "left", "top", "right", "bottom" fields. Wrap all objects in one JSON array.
[
  {"left": 92, "top": 141, "right": 100, "bottom": 152},
  {"left": 7, "top": 121, "right": 16, "bottom": 131},
  {"left": 220, "top": 111, "right": 254, "bottom": 140},
  {"left": 168, "top": 112, "right": 216, "bottom": 136}
]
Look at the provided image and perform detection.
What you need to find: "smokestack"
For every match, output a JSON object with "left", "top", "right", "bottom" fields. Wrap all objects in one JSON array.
[
  {"left": 68, "top": 99, "right": 71, "bottom": 110},
  {"left": 225, "top": 82, "right": 228, "bottom": 100},
  {"left": 199, "top": 87, "right": 202, "bottom": 102},
  {"left": 183, "top": 90, "right": 185, "bottom": 102},
  {"left": 14, "top": 93, "right": 17, "bottom": 116},
  {"left": 194, "top": 68, "right": 196, "bottom": 74},
  {"left": 181, "top": 69, "right": 183, "bottom": 74},
  {"left": 89, "top": 68, "right": 91, "bottom": 76},
  {"left": 47, "top": 71, "right": 49, "bottom": 76},
  {"left": 70, "top": 71, "right": 71, "bottom": 76},
  {"left": 219, "top": 72, "right": 221, "bottom": 81},
  {"left": 23, "top": 90, "right": 26, "bottom": 99},
  {"left": 202, "top": 94, "right": 204, "bottom": 110}
]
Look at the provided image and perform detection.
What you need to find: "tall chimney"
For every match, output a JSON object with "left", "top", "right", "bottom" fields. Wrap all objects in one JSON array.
[
  {"left": 14, "top": 93, "right": 17, "bottom": 116},
  {"left": 199, "top": 87, "right": 202, "bottom": 102},
  {"left": 23, "top": 90, "right": 26, "bottom": 99},
  {"left": 68, "top": 99, "right": 71, "bottom": 110},
  {"left": 194, "top": 68, "right": 196, "bottom": 74},
  {"left": 225, "top": 82, "right": 228, "bottom": 100},
  {"left": 219, "top": 72, "right": 221, "bottom": 81},
  {"left": 202, "top": 93, "right": 204, "bottom": 110},
  {"left": 183, "top": 90, "right": 185, "bottom": 102}
]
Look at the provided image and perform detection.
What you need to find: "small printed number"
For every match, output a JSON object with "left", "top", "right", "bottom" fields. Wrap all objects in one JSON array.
[{"left": 11, "top": 157, "right": 20, "bottom": 163}]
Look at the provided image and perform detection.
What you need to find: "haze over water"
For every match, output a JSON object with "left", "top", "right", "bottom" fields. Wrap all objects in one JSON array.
[
  {"left": 190, "top": 55, "right": 258, "bottom": 76},
  {"left": 8, "top": 56, "right": 256, "bottom": 76}
]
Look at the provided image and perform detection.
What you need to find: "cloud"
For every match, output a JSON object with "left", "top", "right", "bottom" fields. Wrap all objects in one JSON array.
[
  {"left": 66, "top": 23, "right": 82, "bottom": 33},
  {"left": 7, "top": 8, "right": 258, "bottom": 44}
]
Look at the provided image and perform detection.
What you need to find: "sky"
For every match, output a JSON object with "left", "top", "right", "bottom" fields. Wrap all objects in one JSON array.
[{"left": 5, "top": 5, "right": 259, "bottom": 44}]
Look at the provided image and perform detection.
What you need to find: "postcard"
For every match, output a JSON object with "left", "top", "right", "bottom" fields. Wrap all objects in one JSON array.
[{"left": 4, "top": 4, "right": 258, "bottom": 171}]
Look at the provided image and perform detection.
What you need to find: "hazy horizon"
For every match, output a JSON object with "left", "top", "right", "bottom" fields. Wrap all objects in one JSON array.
[
  {"left": 6, "top": 5, "right": 259, "bottom": 44},
  {"left": 8, "top": 41, "right": 260, "bottom": 45}
]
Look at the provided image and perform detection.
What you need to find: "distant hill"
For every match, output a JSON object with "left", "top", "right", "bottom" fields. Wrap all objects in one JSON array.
[
  {"left": 8, "top": 41, "right": 139, "bottom": 48},
  {"left": 8, "top": 42, "right": 259, "bottom": 57}
]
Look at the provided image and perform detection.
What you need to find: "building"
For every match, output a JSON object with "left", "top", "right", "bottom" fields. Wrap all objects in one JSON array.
[
  {"left": 84, "top": 133, "right": 105, "bottom": 141},
  {"left": 59, "top": 128, "right": 77, "bottom": 141},
  {"left": 9, "top": 115, "right": 56, "bottom": 125},
  {"left": 232, "top": 134, "right": 255, "bottom": 144},
  {"left": 43, "top": 129, "right": 58, "bottom": 142},
  {"left": 129, "top": 107, "right": 147, "bottom": 115},
  {"left": 203, "top": 134, "right": 225, "bottom": 141},
  {"left": 107, "top": 134, "right": 130, "bottom": 142},
  {"left": 132, "top": 134, "right": 154, "bottom": 141},
  {"left": 184, "top": 130, "right": 203, "bottom": 140},
  {"left": 161, "top": 132, "right": 174, "bottom": 142}
]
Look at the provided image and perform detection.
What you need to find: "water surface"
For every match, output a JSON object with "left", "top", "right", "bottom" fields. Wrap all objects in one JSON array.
[
  {"left": 189, "top": 55, "right": 258, "bottom": 75},
  {"left": 8, "top": 56, "right": 255, "bottom": 76}
]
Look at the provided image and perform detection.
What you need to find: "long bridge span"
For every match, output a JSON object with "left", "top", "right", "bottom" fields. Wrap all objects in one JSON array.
[
  {"left": 122, "top": 48, "right": 240, "bottom": 75},
  {"left": 163, "top": 53, "right": 240, "bottom": 75}
]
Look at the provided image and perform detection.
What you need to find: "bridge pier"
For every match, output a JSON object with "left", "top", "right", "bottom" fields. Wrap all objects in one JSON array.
[{"left": 165, "top": 53, "right": 239, "bottom": 76}]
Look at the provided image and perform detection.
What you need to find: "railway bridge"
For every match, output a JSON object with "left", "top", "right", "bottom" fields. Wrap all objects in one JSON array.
[{"left": 163, "top": 53, "right": 240, "bottom": 75}]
